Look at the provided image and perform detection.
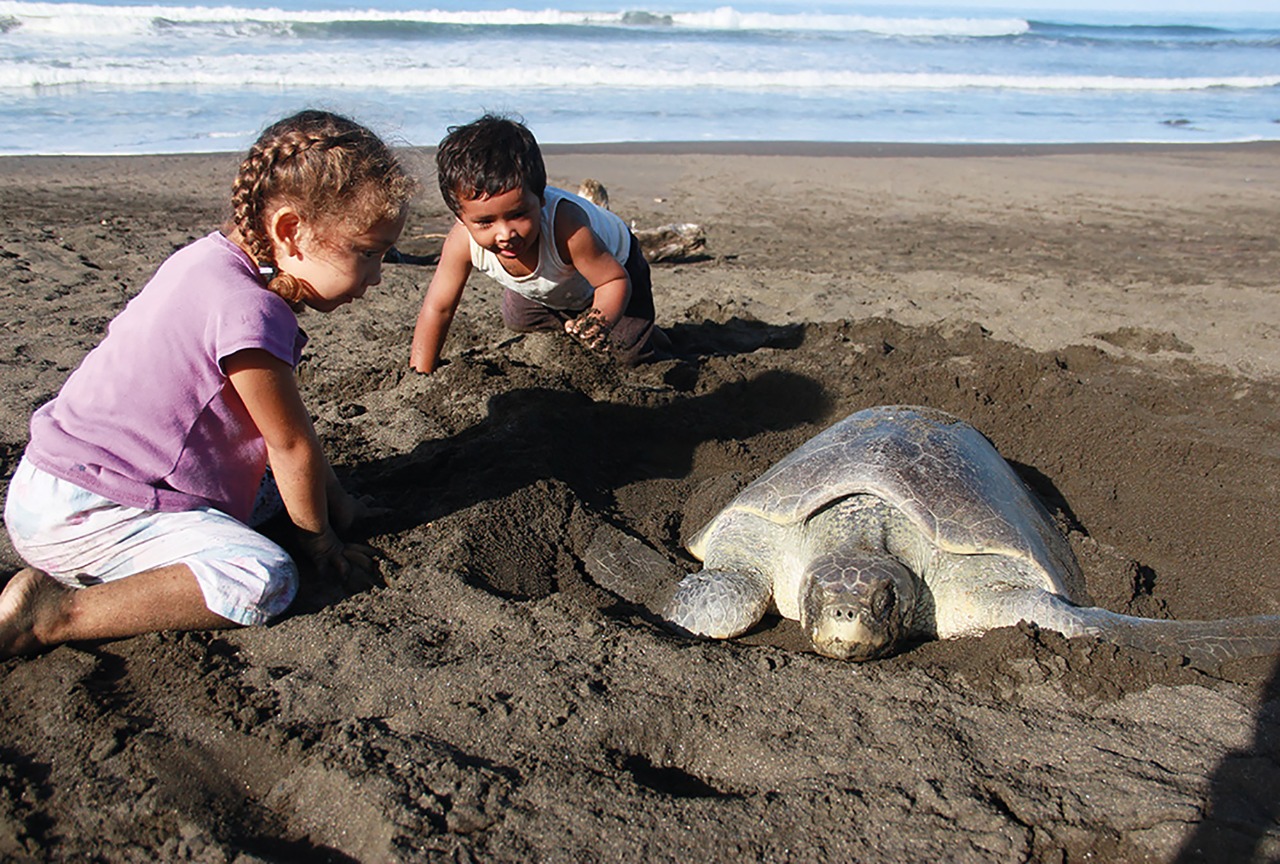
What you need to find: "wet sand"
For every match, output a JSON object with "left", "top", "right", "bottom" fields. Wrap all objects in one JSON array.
[{"left": 1, "top": 143, "right": 1278, "bottom": 862}]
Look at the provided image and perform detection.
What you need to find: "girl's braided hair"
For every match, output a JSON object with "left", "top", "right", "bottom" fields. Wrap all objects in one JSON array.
[{"left": 230, "top": 110, "right": 415, "bottom": 305}]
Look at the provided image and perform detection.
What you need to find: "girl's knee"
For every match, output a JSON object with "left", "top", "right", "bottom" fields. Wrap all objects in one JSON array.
[
  {"left": 191, "top": 549, "right": 298, "bottom": 626},
  {"left": 254, "top": 553, "right": 299, "bottom": 620}
]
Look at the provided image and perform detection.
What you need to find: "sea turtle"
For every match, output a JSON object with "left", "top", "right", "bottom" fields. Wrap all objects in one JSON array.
[{"left": 654, "top": 405, "right": 1280, "bottom": 665}]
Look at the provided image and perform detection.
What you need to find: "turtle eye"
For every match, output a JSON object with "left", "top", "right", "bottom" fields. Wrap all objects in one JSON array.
[{"left": 871, "top": 584, "right": 896, "bottom": 620}]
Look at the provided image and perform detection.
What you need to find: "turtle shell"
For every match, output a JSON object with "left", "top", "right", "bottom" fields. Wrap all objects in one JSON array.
[{"left": 687, "top": 405, "right": 1085, "bottom": 599}]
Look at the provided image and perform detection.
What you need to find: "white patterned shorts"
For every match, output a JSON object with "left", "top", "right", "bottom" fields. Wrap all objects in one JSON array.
[{"left": 4, "top": 456, "right": 297, "bottom": 625}]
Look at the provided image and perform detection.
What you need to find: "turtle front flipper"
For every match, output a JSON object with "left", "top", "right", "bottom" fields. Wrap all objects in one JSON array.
[
  {"left": 584, "top": 523, "right": 681, "bottom": 613},
  {"left": 664, "top": 569, "right": 773, "bottom": 639}
]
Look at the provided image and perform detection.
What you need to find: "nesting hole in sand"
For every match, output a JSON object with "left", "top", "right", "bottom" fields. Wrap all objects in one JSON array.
[
  {"left": 456, "top": 480, "right": 576, "bottom": 600},
  {"left": 459, "top": 538, "right": 558, "bottom": 601}
]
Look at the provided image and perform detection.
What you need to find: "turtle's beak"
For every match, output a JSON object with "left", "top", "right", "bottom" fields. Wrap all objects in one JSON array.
[{"left": 810, "top": 602, "right": 897, "bottom": 660}]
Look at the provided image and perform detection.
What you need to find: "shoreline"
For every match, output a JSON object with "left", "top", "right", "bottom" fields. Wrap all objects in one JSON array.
[
  {"left": 550, "top": 139, "right": 1280, "bottom": 157},
  {"left": 3, "top": 138, "right": 1280, "bottom": 165}
]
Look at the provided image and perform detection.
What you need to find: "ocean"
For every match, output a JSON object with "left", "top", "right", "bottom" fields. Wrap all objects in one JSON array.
[{"left": 1, "top": 0, "right": 1277, "bottom": 155}]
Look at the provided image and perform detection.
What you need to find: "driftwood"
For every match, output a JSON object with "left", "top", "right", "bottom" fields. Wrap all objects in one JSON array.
[
  {"left": 630, "top": 223, "right": 707, "bottom": 263},
  {"left": 577, "top": 179, "right": 707, "bottom": 263}
]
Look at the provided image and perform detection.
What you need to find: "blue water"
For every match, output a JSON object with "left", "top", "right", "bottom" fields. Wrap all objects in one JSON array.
[{"left": 1, "top": 0, "right": 1277, "bottom": 154}]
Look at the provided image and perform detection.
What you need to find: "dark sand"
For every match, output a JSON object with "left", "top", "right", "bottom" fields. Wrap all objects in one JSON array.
[{"left": 1, "top": 143, "right": 1278, "bottom": 862}]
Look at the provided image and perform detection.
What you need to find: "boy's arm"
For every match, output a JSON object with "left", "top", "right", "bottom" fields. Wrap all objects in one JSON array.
[
  {"left": 410, "top": 222, "right": 473, "bottom": 373},
  {"left": 555, "top": 201, "right": 630, "bottom": 338},
  {"left": 225, "top": 349, "right": 372, "bottom": 582}
]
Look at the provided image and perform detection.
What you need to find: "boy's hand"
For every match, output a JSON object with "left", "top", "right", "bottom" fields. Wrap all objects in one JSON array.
[{"left": 565, "top": 308, "right": 612, "bottom": 351}]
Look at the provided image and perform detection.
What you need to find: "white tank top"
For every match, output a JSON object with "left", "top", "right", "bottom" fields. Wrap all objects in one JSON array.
[{"left": 468, "top": 186, "right": 631, "bottom": 311}]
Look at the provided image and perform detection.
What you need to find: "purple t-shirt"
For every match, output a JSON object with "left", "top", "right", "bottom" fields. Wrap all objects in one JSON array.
[{"left": 26, "top": 231, "right": 305, "bottom": 523}]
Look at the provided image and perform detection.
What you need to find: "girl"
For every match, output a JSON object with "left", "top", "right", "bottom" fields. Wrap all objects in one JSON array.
[{"left": 0, "top": 110, "right": 414, "bottom": 657}]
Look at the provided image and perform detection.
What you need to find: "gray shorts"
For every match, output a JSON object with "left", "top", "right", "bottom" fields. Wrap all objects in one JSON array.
[{"left": 499, "top": 233, "right": 665, "bottom": 366}]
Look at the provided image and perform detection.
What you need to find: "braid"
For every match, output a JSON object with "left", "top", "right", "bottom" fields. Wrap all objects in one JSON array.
[
  {"left": 230, "top": 145, "right": 276, "bottom": 265},
  {"left": 228, "top": 110, "right": 415, "bottom": 306}
]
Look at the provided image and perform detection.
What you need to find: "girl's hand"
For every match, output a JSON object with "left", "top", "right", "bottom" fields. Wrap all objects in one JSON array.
[
  {"left": 296, "top": 526, "right": 381, "bottom": 591},
  {"left": 565, "top": 308, "right": 612, "bottom": 351},
  {"left": 329, "top": 488, "right": 388, "bottom": 534}
]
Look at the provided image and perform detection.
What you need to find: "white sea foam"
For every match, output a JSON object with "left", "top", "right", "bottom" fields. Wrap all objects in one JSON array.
[
  {"left": 0, "top": 1, "right": 1031, "bottom": 37},
  {"left": 3, "top": 55, "right": 1276, "bottom": 94},
  {"left": 667, "top": 8, "right": 1028, "bottom": 37}
]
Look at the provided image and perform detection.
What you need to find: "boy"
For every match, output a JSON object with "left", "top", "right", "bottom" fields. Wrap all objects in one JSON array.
[{"left": 410, "top": 115, "right": 666, "bottom": 373}]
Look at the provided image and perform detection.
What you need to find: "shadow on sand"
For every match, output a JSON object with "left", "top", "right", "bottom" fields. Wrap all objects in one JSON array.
[
  {"left": 1174, "top": 653, "right": 1280, "bottom": 862},
  {"left": 362, "top": 366, "right": 828, "bottom": 531}
]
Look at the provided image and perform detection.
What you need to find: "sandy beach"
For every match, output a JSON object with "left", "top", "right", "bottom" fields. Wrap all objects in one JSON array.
[{"left": 1, "top": 143, "right": 1278, "bottom": 862}]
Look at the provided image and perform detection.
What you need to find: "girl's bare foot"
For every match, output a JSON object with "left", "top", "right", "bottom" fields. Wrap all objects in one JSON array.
[{"left": 0, "top": 568, "right": 71, "bottom": 658}]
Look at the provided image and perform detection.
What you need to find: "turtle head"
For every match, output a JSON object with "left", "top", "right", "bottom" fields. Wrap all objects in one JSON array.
[{"left": 800, "top": 553, "right": 918, "bottom": 661}]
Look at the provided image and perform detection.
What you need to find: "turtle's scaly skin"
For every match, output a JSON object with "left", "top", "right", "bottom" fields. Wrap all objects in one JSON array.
[{"left": 665, "top": 405, "right": 1280, "bottom": 665}]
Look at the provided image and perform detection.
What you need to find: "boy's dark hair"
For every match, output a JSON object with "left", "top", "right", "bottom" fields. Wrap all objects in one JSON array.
[{"left": 436, "top": 114, "right": 546, "bottom": 215}]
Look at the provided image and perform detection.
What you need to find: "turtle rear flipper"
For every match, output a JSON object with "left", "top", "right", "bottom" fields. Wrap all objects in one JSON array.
[
  {"left": 1076, "top": 608, "right": 1280, "bottom": 671},
  {"left": 664, "top": 569, "right": 773, "bottom": 639},
  {"left": 975, "top": 588, "right": 1280, "bottom": 671}
]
